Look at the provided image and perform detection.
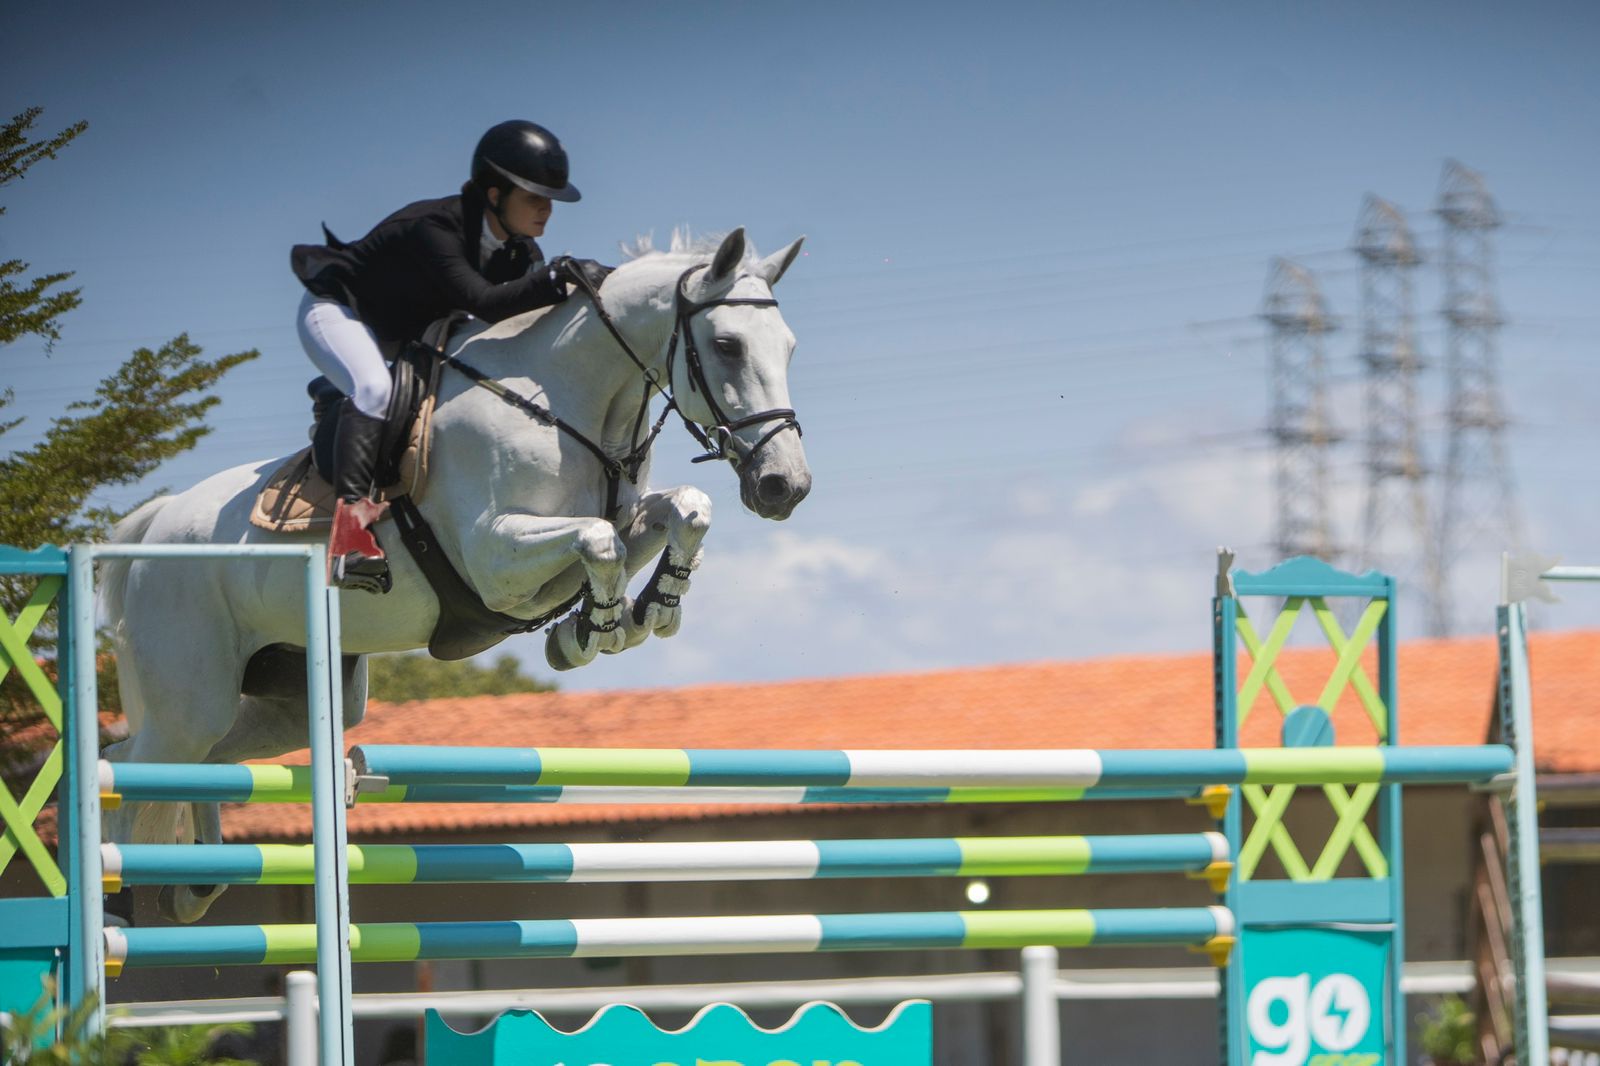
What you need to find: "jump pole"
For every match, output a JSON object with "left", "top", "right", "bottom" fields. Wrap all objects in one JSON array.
[
  {"left": 102, "top": 906, "right": 1239, "bottom": 970},
  {"left": 98, "top": 762, "right": 1220, "bottom": 808},
  {"left": 344, "top": 744, "right": 1513, "bottom": 789},
  {"left": 101, "top": 832, "right": 1235, "bottom": 888}
]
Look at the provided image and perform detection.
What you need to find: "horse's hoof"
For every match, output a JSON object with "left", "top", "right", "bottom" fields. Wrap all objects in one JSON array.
[
  {"left": 155, "top": 883, "right": 221, "bottom": 924},
  {"left": 594, "top": 626, "right": 627, "bottom": 655},
  {"left": 617, "top": 600, "right": 652, "bottom": 650},
  {"left": 545, "top": 621, "right": 594, "bottom": 672},
  {"left": 654, "top": 607, "right": 683, "bottom": 638}
]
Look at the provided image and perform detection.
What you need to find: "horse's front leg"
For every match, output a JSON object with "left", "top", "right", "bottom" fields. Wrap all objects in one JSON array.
[
  {"left": 470, "top": 513, "right": 630, "bottom": 672},
  {"left": 615, "top": 486, "right": 713, "bottom": 648}
]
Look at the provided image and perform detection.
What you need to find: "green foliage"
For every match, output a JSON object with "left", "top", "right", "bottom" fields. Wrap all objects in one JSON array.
[
  {"left": 366, "top": 651, "right": 556, "bottom": 703},
  {"left": 0, "top": 108, "right": 254, "bottom": 738},
  {"left": 1, "top": 107, "right": 257, "bottom": 551},
  {"left": 0, "top": 334, "right": 256, "bottom": 548},
  {"left": 1416, "top": 994, "right": 1475, "bottom": 1065},
  {"left": 1, "top": 108, "right": 87, "bottom": 350},
  {"left": 114, "top": 1021, "right": 258, "bottom": 1066},
  {"left": 0, "top": 977, "right": 110, "bottom": 1064},
  {"left": 0, "top": 978, "right": 258, "bottom": 1064}
]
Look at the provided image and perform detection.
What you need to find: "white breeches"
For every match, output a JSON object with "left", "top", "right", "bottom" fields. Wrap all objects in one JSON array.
[{"left": 296, "top": 291, "right": 392, "bottom": 417}]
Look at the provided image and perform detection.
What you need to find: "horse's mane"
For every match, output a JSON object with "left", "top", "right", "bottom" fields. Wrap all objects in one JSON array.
[
  {"left": 619, "top": 228, "right": 761, "bottom": 268},
  {"left": 474, "top": 230, "right": 760, "bottom": 347}
]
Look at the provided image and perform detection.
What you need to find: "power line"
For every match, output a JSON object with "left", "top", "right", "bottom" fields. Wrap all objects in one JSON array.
[
  {"left": 1263, "top": 258, "right": 1340, "bottom": 563},
  {"left": 1433, "top": 159, "right": 1524, "bottom": 636},
  {"left": 1351, "top": 193, "right": 1444, "bottom": 626}
]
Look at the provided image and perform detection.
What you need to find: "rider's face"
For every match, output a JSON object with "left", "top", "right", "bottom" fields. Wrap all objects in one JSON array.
[{"left": 489, "top": 186, "right": 552, "bottom": 240}]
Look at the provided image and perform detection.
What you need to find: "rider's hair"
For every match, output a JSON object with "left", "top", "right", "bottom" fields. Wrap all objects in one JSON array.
[{"left": 462, "top": 177, "right": 512, "bottom": 204}]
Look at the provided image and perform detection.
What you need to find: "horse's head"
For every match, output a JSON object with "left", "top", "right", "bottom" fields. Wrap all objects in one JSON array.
[{"left": 668, "top": 228, "right": 812, "bottom": 520}]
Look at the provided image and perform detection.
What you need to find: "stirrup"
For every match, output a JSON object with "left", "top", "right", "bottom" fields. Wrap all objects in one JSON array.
[
  {"left": 331, "top": 551, "right": 392, "bottom": 595},
  {"left": 329, "top": 497, "right": 391, "bottom": 594}
]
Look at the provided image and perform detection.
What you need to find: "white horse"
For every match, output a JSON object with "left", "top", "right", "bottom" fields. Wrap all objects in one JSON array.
[{"left": 100, "top": 228, "right": 810, "bottom": 922}]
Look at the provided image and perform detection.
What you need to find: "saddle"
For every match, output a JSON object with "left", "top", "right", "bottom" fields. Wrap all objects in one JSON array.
[{"left": 250, "top": 344, "right": 440, "bottom": 533}]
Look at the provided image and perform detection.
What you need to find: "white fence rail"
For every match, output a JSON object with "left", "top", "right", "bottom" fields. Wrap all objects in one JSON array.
[{"left": 103, "top": 955, "right": 1600, "bottom": 1066}]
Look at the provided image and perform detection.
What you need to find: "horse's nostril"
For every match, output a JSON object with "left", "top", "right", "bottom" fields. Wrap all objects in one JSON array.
[{"left": 757, "top": 474, "right": 790, "bottom": 503}]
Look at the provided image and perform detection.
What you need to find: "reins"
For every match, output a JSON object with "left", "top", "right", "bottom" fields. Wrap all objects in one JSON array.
[{"left": 439, "top": 263, "right": 802, "bottom": 522}]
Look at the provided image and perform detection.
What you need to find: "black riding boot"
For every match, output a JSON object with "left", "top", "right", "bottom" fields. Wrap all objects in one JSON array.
[{"left": 328, "top": 401, "right": 392, "bottom": 594}]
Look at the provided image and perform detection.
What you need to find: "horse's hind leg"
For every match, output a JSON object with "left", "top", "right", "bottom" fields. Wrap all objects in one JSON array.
[
  {"left": 102, "top": 574, "right": 249, "bottom": 924},
  {"left": 153, "top": 803, "right": 226, "bottom": 924},
  {"left": 207, "top": 650, "right": 369, "bottom": 764},
  {"left": 614, "top": 486, "right": 713, "bottom": 648},
  {"left": 166, "top": 653, "right": 370, "bottom": 919}
]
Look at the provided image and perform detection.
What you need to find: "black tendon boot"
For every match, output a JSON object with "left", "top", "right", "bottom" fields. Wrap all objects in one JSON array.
[{"left": 328, "top": 401, "right": 392, "bottom": 594}]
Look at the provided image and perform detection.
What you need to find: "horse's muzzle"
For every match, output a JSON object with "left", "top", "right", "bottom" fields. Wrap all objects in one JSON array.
[{"left": 742, "top": 467, "right": 811, "bottom": 520}]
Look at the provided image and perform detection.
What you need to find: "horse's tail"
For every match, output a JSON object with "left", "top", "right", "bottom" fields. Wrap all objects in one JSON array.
[{"left": 101, "top": 497, "right": 170, "bottom": 632}]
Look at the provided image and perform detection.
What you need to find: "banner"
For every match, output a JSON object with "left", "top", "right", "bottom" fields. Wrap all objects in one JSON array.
[{"left": 426, "top": 999, "right": 932, "bottom": 1066}]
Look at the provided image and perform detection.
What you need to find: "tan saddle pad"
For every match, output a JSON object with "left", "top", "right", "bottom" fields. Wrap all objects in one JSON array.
[{"left": 249, "top": 393, "right": 437, "bottom": 533}]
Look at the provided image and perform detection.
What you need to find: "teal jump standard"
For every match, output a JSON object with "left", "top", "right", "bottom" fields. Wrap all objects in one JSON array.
[
  {"left": 348, "top": 744, "right": 1514, "bottom": 789},
  {"left": 102, "top": 833, "right": 1231, "bottom": 888},
  {"left": 103, "top": 906, "right": 1237, "bottom": 972}
]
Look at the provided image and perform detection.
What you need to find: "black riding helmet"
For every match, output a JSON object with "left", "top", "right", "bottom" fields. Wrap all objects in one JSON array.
[{"left": 471, "top": 120, "right": 581, "bottom": 203}]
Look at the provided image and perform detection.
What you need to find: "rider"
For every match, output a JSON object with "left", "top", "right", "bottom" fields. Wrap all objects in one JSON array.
[{"left": 290, "top": 119, "right": 610, "bottom": 593}]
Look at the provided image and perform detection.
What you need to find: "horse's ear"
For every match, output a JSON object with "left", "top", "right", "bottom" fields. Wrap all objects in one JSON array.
[
  {"left": 707, "top": 227, "right": 747, "bottom": 285},
  {"left": 754, "top": 236, "right": 805, "bottom": 288}
]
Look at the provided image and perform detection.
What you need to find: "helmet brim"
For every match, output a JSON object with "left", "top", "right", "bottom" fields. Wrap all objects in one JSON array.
[{"left": 488, "top": 159, "right": 581, "bottom": 202}]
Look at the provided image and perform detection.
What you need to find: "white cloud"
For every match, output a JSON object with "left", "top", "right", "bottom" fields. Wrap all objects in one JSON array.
[{"left": 1071, "top": 481, "right": 1123, "bottom": 517}]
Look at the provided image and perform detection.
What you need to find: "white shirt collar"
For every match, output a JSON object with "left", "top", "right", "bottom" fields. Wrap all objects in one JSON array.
[{"left": 480, "top": 216, "right": 508, "bottom": 263}]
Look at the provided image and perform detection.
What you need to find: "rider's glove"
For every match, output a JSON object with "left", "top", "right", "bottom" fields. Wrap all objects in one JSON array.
[{"left": 547, "top": 256, "right": 614, "bottom": 295}]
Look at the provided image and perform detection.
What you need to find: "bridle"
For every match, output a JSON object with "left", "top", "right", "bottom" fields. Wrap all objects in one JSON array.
[
  {"left": 442, "top": 263, "right": 802, "bottom": 522},
  {"left": 581, "top": 264, "right": 801, "bottom": 469}
]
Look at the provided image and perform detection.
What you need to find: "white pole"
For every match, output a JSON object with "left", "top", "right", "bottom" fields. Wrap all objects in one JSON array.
[
  {"left": 285, "top": 971, "right": 318, "bottom": 1066},
  {"left": 305, "top": 563, "right": 353, "bottom": 1063},
  {"left": 1022, "top": 946, "right": 1061, "bottom": 1066},
  {"left": 69, "top": 547, "right": 106, "bottom": 1031},
  {"left": 1504, "top": 604, "right": 1550, "bottom": 1066}
]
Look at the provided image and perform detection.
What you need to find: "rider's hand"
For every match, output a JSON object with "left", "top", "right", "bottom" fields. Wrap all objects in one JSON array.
[{"left": 548, "top": 256, "right": 614, "bottom": 294}]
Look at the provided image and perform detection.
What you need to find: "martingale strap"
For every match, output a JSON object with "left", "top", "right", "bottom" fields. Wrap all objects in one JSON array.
[
  {"left": 442, "top": 358, "right": 628, "bottom": 521},
  {"left": 389, "top": 495, "right": 581, "bottom": 661}
]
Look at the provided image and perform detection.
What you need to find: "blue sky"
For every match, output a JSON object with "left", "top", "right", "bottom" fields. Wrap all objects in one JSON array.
[{"left": 5, "top": 1, "right": 1598, "bottom": 690}]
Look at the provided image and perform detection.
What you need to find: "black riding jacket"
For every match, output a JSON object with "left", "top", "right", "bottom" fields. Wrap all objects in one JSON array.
[{"left": 290, "top": 187, "right": 567, "bottom": 347}]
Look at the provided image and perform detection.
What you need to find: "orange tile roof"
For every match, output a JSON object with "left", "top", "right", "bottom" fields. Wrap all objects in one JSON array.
[{"left": 217, "top": 629, "right": 1600, "bottom": 842}]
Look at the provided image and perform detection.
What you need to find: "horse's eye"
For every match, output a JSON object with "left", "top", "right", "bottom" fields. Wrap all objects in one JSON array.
[{"left": 713, "top": 336, "right": 744, "bottom": 358}]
